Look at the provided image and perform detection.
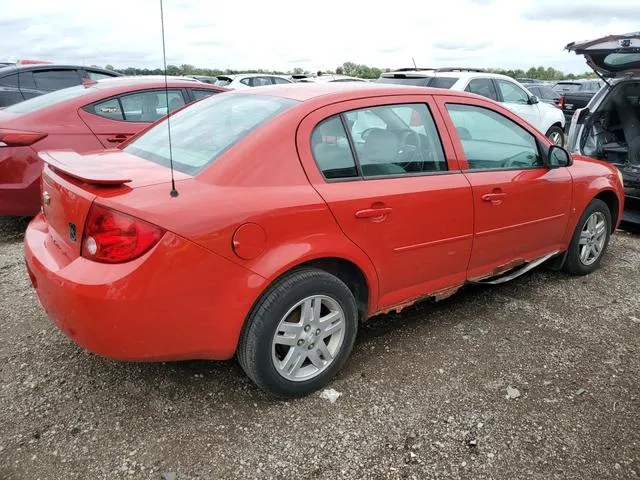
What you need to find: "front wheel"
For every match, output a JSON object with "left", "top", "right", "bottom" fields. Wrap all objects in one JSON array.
[
  {"left": 237, "top": 268, "right": 358, "bottom": 397},
  {"left": 546, "top": 125, "right": 565, "bottom": 147},
  {"left": 564, "top": 199, "right": 612, "bottom": 275}
]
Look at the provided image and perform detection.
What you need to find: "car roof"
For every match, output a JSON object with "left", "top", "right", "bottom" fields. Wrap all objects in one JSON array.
[
  {"left": 232, "top": 81, "right": 479, "bottom": 103},
  {"left": 233, "top": 73, "right": 290, "bottom": 79},
  {"left": 89, "top": 76, "right": 215, "bottom": 89},
  {"left": 0, "top": 64, "right": 121, "bottom": 76}
]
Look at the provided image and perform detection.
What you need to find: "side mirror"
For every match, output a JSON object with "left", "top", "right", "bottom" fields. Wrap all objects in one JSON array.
[
  {"left": 548, "top": 145, "right": 572, "bottom": 168},
  {"left": 528, "top": 95, "right": 539, "bottom": 105}
]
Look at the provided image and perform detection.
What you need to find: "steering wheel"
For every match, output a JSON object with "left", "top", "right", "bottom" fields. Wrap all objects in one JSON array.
[
  {"left": 360, "top": 127, "right": 386, "bottom": 141},
  {"left": 503, "top": 152, "right": 537, "bottom": 168}
]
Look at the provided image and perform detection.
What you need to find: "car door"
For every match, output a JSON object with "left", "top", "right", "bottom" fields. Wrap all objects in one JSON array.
[
  {"left": 494, "top": 78, "right": 541, "bottom": 127},
  {"left": 78, "top": 89, "right": 187, "bottom": 147},
  {"left": 296, "top": 95, "right": 474, "bottom": 310},
  {"left": 435, "top": 96, "right": 572, "bottom": 280}
]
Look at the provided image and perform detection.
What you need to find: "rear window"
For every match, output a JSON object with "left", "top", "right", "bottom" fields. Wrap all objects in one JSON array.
[
  {"left": 3, "top": 84, "right": 97, "bottom": 114},
  {"left": 427, "top": 77, "right": 457, "bottom": 88},
  {"left": 124, "top": 93, "right": 298, "bottom": 175},
  {"left": 377, "top": 76, "right": 430, "bottom": 86}
]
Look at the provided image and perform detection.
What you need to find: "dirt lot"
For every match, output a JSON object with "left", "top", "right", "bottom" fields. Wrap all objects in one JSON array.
[{"left": 0, "top": 216, "right": 639, "bottom": 480}]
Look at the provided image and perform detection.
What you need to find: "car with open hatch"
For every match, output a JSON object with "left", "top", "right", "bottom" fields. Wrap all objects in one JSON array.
[
  {"left": 24, "top": 82, "right": 624, "bottom": 397},
  {"left": 0, "top": 76, "right": 226, "bottom": 217},
  {"left": 565, "top": 32, "right": 640, "bottom": 229}
]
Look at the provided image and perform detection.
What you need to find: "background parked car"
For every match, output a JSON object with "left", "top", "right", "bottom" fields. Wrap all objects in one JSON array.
[
  {"left": 377, "top": 67, "right": 566, "bottom": 145},
  {"left": 558, "top": 79, "right": 603, "bottom": 123},
  {"left": 0, "top": 64, "right": 122, "bottom": 107},
  {"left": 565, "top": 32, "right": 640, "bottom": 229},
  {"left": 187, "top": 75, "right": 219, "bottom": 84},
  {"left": 293, "top": 73, "right": 368, "bottom": 83},
  {"left": 213, "top": 73, "right": 293, "bottom": 89},
  {"left": 0, "top": 76, "right": 226, "bottom": 216},
  {"left": 526, "top": 83, "right": 562, "bottom": 107}
]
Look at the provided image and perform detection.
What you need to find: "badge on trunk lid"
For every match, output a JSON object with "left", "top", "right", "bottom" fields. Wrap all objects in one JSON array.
[{"left": 68, "top": 223, "right": 77, "bottom": 242}]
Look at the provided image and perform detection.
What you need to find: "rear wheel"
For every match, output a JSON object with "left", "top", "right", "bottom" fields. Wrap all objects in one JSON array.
[
  {"left": 564, "top": 199, "right": 612, "bottom": 275},
  {"left": 546, "top": 125, "right": 565, "bottom": 147},
  {"left": 237, "top": 268, "right": 358, "bottom": 397}
]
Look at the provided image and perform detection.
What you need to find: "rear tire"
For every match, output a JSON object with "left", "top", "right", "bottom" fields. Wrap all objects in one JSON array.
[
  {"left": 546, "top": 125, "right": 565, "bottom": 147},
  {"left": 237, "top": 268, "right": 358, "bottom": 398},
  {"left": 563, "top": 199, "right": 612, "bottom": 275}
]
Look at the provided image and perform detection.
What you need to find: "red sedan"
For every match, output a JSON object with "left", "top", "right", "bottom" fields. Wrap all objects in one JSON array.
[
  {"left": 0, "top": 77, "right": 226, "bottom": 216},
  {"left": 24, "top": 83, "right": 624, "bottom": 397}
]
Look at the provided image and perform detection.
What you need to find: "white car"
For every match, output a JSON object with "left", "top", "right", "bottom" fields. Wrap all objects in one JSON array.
[
  {"left": 377, "top": 68, "right": 566, "bottom": 146},
  {"left": 214, "top": 73, "right": 293, "bottom": 89},
  {"left": 293, "top": 73, "right": 368, "bottom": 83}
]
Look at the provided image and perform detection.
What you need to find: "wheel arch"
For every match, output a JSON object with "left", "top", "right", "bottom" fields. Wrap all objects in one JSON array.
[{"left": 593, "top": 189, "right": 620, "bottom": 228}]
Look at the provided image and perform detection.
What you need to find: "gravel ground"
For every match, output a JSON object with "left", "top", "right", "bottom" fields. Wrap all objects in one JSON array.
[{"left": 0, "top": 216, "right": 639, "bottom": 480}]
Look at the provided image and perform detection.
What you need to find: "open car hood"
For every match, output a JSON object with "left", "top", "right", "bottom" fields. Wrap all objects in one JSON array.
[
  {"left": 564, "top": 32, "right": 640, "bottom": 77},
  {"left": 566, "top": 32, "right": 640, "bottom": 78}
]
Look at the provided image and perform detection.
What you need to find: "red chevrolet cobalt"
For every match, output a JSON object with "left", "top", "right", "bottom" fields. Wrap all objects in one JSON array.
[
  {"left": 0, "top": 76, "right": 225, "bottom": 216},
  {"left": 24, "top": 83, "right": 624, "bottom": 397}
]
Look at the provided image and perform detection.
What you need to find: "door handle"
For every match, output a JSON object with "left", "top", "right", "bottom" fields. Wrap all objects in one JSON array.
[
  {"left": 355, "top": 207, "right": 393, "bottom": 219},
  {"left": 106, "top": 134, "right": 129, "bottom": 143},
  {"left": 482, "top": 192, "right": 507, "bottom": 205}
]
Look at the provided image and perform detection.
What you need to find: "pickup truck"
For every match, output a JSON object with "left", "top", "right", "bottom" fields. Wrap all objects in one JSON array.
[{"left": 559, "top": 79, "right": 603, "bottom": 124}]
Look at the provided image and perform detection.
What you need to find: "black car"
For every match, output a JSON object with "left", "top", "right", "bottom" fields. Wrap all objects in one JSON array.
[
  {"left": 526, "top": 83, "right": 562, "bottom": 106},
  {"left": 0, "top": 64, "right": 121, "bottom": 107}
]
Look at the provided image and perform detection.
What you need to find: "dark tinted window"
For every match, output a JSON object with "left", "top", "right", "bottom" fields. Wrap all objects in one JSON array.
[
  {"left": 4, "top": 84, "right": 97, "bottom": 114},
  {"left": 427, "top": 77, "right": 457, "bottom": 88},
  {"left": 33, "top": 69, "right": 81, "bottom": 90},
  {"left": 87, "top": 71, "right": 115, "bottom": 81},
  {"left": 465, "top": 78, "right": 498, "bottom": 101},
  {"left": 124, "top": 94, "right": 297, "bottom": 175},
  {"left": 311, "top": 116, "right": 358, "bottom": 179},
  {"left": 446, "top": 103, "right": 541, "bottom": 170},
  {"left": 192, "top": 89, "right": 218, "bottom": 100},
  {"left": 377, "top": 76, "right": 430, "bottom": 86},
  {"left": 272, "top": 77, "right": 291, "bottom": 84},
  {"left": 527, "top": 86, "right": 540, "bottom": 96},
  {"left": 344, "top": 103, "right": 447, "bottom": 177},
  {"left": 0, "top": 74, "right": 19, "bottom": 87},
  {"left": 539, "top": 86, "right": 559, "bottom": 99}
]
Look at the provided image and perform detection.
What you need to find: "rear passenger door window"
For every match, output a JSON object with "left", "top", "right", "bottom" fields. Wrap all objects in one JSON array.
[
  {"left": 119, "top": 90, "right": 185, "bottom": 122},
  {"left": 90, "top": 98, "right": 124, "bottom": 120},
  {"left": 445, "top": 103, "right": 541, "bottom": 169},
  {"left": 311, "top": 103, "right": 447, "bottom": 179},
  {"left": 311, "top": 116, "right": 359, "bottom": 179},
  {"left": 32, "top": 69, "right": 81, "bottom": 91},
  {"left": 465, "top": 79, "right": 498, "bottom": 101}
]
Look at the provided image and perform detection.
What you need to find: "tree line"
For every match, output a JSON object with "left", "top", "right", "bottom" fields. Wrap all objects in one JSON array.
[{"left": 103, "top": 62, "right": 595, "bottom": 81}]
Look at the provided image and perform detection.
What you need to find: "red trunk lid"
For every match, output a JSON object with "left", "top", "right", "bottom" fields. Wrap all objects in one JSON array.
[{"left": 38, "top": 149, "right": 189, "bottom": 261}]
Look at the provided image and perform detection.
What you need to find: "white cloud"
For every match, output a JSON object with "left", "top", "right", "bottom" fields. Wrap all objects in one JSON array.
[{"left": 0, "top": 0, "right": 638, "bottom": 73}]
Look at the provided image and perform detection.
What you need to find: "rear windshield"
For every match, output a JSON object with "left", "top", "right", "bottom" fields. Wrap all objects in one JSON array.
[
  {"left": 377, "top": 75, "right": 456, "bottom": 88},
  {"left": 124, "top": 93, "right": 298, "bottom": 175},
  {"left": 4, "top": 84, "right": 98, "bottom": 114}
]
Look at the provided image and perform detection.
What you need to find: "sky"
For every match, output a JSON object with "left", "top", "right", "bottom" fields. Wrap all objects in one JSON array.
[{"left": 1, "top": 0, "right": 639, "bottom": 74}]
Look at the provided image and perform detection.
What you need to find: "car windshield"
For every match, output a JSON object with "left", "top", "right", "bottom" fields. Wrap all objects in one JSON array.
[
  {"left": 124, "top": 93, "right": 298, "bottom": 175},
  {"left": 3, "top": 84, "right": 98, "bottom": 114}
]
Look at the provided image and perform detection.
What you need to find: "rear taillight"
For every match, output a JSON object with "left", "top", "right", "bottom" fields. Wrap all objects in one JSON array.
[
  {"left": 558, "top": 96, "right": 565, "bottom": 110},
  {"left": 81, "top": 204, "right": 165, "bottom": 264},
  {"left": 0, "top": 129, "right": 47, "bottom": 147}
]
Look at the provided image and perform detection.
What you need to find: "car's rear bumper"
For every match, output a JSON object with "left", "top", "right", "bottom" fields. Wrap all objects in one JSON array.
[{"left": 24, "top": 213, "right": 267, "bottom": 361}]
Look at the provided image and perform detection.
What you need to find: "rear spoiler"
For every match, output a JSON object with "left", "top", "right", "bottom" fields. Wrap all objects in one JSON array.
[{"left": 39, "top": 150, "right": 132, "bottom": 185}]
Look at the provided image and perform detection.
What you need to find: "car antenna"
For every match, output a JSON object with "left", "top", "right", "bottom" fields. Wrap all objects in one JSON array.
[
  {"left": 159, "top": 0, "right": 178, "bottom": 198},
  {"left": 412, "top": 57, "right": 417, "bottom": 70}
]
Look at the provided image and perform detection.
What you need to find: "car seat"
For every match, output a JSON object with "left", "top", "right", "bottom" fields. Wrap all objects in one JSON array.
[
  {"left": 140, "top": 95, "right": 160, "bottom": 122},
  {"left": 360, "top": 129, "right": 405, "bottom": 176}
]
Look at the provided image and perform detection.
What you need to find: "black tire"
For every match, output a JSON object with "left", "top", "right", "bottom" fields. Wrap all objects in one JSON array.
[
  {"left": 563, "top": 199, "right": 612, "bottom": 275},
  {"left": 237, "top": 268, "right": 358, "bottom": 397},
  {"left": 545, "top": 125, "right": 565, "bottom": 147}
]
